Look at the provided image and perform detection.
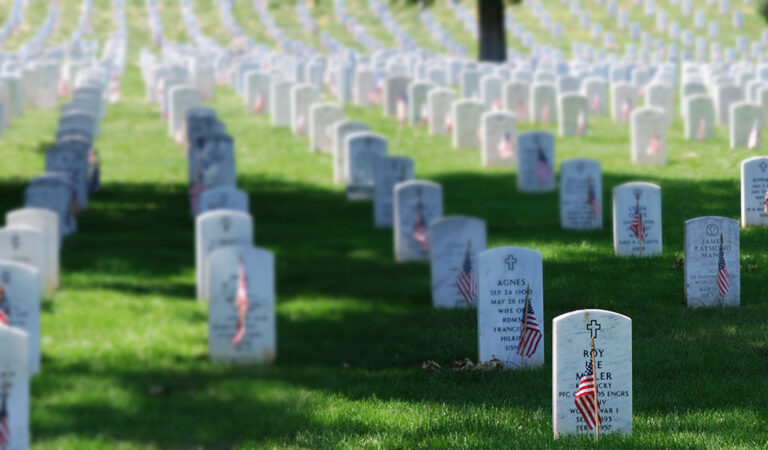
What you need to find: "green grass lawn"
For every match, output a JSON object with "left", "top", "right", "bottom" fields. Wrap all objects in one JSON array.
[{"left": 1, "top": 0, "right": 768, "bottom": 448}]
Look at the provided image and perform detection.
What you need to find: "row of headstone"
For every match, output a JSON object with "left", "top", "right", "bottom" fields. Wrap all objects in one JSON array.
[
  {"left": 162, "top": 4, "right": 768, "bottom": 441},
  {"left": 0, "top": 4, "right": 127, "bottom": 443},
  {"left": 176, "top": 107, "right": 276, "bottom": 366}
]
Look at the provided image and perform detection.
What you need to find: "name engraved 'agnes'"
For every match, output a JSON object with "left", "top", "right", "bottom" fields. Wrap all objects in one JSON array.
[{"left": 495, "top": 278, "right": 527, "bottom": 287}]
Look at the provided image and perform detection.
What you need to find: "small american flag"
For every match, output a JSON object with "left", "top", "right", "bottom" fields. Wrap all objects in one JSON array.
[
  {"left": 397, "top": 93, "right": 408, "bottom": 125},
  {"left": 629, "top": 204, "right": 645, "bottom": 241},
  {"left": 368, "top": 86, "right": 382, "bottom": 104},
  {"left": 0, "top": 282, "right": 7, "bottom": 326},
  {"left": 697, "top": 118, "right": 707, "bottom": 140},
  {"left": 516, "top": 301, "right": 542, "bottom": 357},
  {"left": 763, "top": 186, "right": 768, "bottom": 214},
  {"left": 587, "top": 181, "right": 601, "bottom": 220},
  {"left": 535, "top": 148, "right": 553, "bottom": 184},
  {"left": 0, "top": 390, "right": 8, "bottom": 448},
  {"left": 647, "top": 134, "right": 661, "bottom": 155},
  {"left": 491, "top": 99, "right": 502, "bottom": 111},
  {"left": 296, "top": 113, "right": 306, "bottom": 133},
  {"left": 189, "top": 173, "right": 205, "bottom": 216},
  {"left": 621, "top": 99, "right": 633, "bottom": 121},
  {"left": 541, "top": 103, "right": 551, "bottom": 124},
  {"left": 174, "top": 127, "right": 185, "bottom": 147},
  {"left": 253, "top": 92, "right": 264, "bottom": 113},
  {"left": 515, "top": 101, "right": 526, "bottom": 121},
  {"left": 455, "top": 245, "right": 477, "bottom": 305},
  {"left": 444, "top": 113, "right": 453, "bottom": 132},
  {"left": 577, "top": 110, "right": 586, "bottom": 135},
  {"left": 497, "top": 132, "right": 514, "bottom": 159},
  {"left": 717, "top": 235, "right": 730, "bottom": 299},
  {"left": 231, "top": 258, "right": 249, "bottom": 347},
  {"left": 412, "top": 207, "right": 429, "bottom": 251},
  {"left": 591, "top": 95, "right": 601, "bottom": 112},
  {"left": 420, "top": 104, "right": 429, "bottom": 124},
  {"left": 575, "top": 360, "right": 602, "bottom": 431},
  {"left": 748, "top": 120, "right": 760, "bottom": 149}
]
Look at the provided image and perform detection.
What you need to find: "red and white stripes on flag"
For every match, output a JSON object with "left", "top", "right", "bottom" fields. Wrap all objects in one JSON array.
[
  {"left": 717, "top": 236, "right": 730, "bottom": 299},
  {"left": 491, "top": 99, "right": 502, "bottom": 111},
  {"left": 420, "top": 104, "right": 429, "bottom": 124},
  {"left": 577, "top": 110, "right": 586, "bottom": 135},
  {"left": 748, "top": 120, "right": 760, "bottom": 149},
  {"left": 497, "top": 132, "right": 514, "bottom": 159},
  {"left": 763, "top": 187, "right": 768, "bottom": 214},
  {"left": 444, "top": 113, "right": 453, "bottom": 132},
  {"left": 296, "top": 114, "right": 306, "bottom": 133},
  {"left": 591, "top": 95, "right": 601, "bottom": 112},
  {"left": 535, "top": 149, "right": 553, "bottom": 184},
  {"left": 188, "top": 177, "right": 205, "bottom": 216},
  {"left": 0, "top": 282, "right": 7, "bottom": 326},
  {"left": 0, "top": 393, "right": 8, "bottom": 448},
  {"left": 231, "top": 258, "right": 249, "bottom": 347},
  {"left": 697, "top": 118, "right": 707, "bottom": 141},
  {"left": 413, "top": 211, "right": 429, "bottom": 251},
  {"left": 621, "top": 99, "right": 633, "bottom": 121},
  {"left": 253, "top": 92, "right": 265, "bottom": 113},
  {"left": 397, "top": 94, "right": 408, "bottom": 125},
  {"left": 647, "top": 134, "right": 661, "bottom": 155},
  {"left": 455, "top": 248, "right": 477, "bottom": 305},
  {"left": 541, "top": 103, "right": 551, "bottom": 124},
  {"left": 515, "top": 302, "right": 542, "bottom": 358},
  {"left": 575, "top": 360, "right": 602, "bottom": 430},
  {"left": 629, "top": 204, "right": 645, "bottom": 242}
]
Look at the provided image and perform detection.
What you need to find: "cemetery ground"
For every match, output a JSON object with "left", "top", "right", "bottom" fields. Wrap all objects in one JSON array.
[
  {"left": 1, "top": 65, "right": 765, "bottom": 447},
  {"left": 2, "top": 0, "right": 768, "bottom": 448}
]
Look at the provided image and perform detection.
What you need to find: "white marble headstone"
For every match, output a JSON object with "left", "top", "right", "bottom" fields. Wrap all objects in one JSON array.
[
  {"left": 429, "top": 216, "right": 487, "bottom": 308},
  {"left": 740, "top": 156, "right": 768, "bottom": 227},
  {"left": 480, "top": 111, "right": 517, "bottom": 167},
  {"left": 451, "top": 99, "right": 486, "bottom": 149},
  {"left": 427, "top": 88, "right": 457, "bottom": 136},
  {"left": 0, "top": 260, "right": 41, "bottom": 375},
  {"left": 0, "top": 325, "right": 30, "bottom": 449},
  {"left": 553, "top": 309, "right": 632, "bottom": 437},
  {"left": 332, "top": 121, "right": 370, "bottom": 184},
  {"left": 558, "top": 94, "right": 589, "bottom": 137},
  {"left": 373, "top": 156, "right": 414, "bottom": 228},
  {"left": 5, "top": 208, "right": 59, "bottom": 291},
  {"left": 393, "top": 180, "right": 443, "bottom": 262},
  {"left": 531, "top": 83, "right": 557, "bottom": 125},
  {"left": 612, "top": 182, "right": 662, "bottom": 257},
  {"left": 309, "top": 103, "right": 344, "bottom": 153},
  {"left": 290, "top": 84, "right": 319, "bottom": 136},
  {"left": 208, "top": 245, "right": 275, "bottom": 365},
  {"left": 560, "top": 159, "right": 602, "bottom": 230},
  {"left": 630, "top": 107, "right": 667, "bottom": 165},
  {"left": 517, "top": 131, "right": 556, "bottom": 192},
  {"left": 684, "top": 216, "right": 740, "bottom": 308},
  {"left": 730, "top": 102, "right": 762, "bottom": 149},
  {"left": 0, "top": 227, "right": 48, "bottom": 294},
  {"left": 195, "top": 210, "right": 254, "bottom": 300},
  {"left": 345, "top": 132, "right": 388, "bottom": 201},
  {"left": 478, "top": 246, "right": 544, "bottom": 369},
  {"left": 504, "top": 81, "right": 530, "bottom": 122}
]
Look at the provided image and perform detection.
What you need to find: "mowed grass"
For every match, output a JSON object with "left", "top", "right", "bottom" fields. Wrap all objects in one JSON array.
[{"left": 0, "top": 0, "right": 767, "bottom": 448}]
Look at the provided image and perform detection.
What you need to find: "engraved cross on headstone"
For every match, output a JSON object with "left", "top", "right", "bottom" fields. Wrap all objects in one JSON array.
[
  {"left": 587, "top": 319, "right": 601, "bottom": 338},
  {"left": 505, "top": 255, "right": 517, "bottom": 270}
]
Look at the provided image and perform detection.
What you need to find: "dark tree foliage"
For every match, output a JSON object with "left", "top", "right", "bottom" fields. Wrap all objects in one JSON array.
[{"left": 760, "top": 0, "right": 768, "bottom": 23}]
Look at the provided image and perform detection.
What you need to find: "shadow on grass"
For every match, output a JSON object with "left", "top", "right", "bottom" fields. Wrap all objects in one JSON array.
[{"left": 4, "top": 169, "right": 766, "bottom": 447}]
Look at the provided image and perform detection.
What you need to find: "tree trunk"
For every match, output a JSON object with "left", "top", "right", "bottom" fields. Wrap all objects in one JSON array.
[{"left": 478, "top": 0, "right": 507, "bottom": 62}]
